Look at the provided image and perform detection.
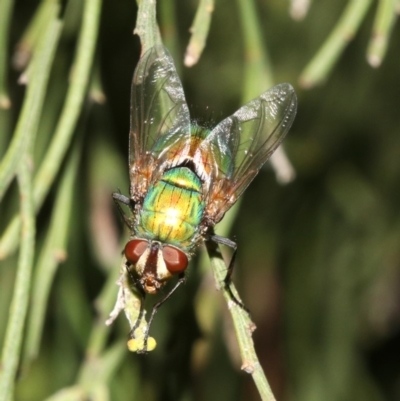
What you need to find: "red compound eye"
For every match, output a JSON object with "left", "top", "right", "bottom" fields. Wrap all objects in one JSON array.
[
  {"left": 125, "top": 239, "right": 149, "bottom": 264},
  {"left": 162, "top": 246, "right": 188, "bottom": 274}
]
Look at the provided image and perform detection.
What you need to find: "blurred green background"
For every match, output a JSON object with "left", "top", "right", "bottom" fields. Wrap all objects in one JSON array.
[{"left": 1, "top": 0, "right": 400, "bottom": 400}]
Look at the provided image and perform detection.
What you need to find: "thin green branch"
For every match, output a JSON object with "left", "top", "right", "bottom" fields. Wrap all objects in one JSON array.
[
  {"left": 212, "top": 203, "right": 276, "bottom": 401},
  {"left": 367, "top": 0, "right": 397, "bottom": 67},
  {"left": 77, "top": 341, "right": 126, "bottom": 395},
  {"left": 135, "top": 0, "right": 162, "bottom": 54},
  {"left": 33, "top": 0, "right": 101, "bottom": 212},
  {"left": 0, "top": 0, "right": 14, "bottom": 109},
  {"left": 206, "top": 241, "right": 276, "bottom": 401},
  {"left": 43, "top": 387, "right": 85, "bottom": 401},
  {"left": 184, "top": 0, "right": 214, "bottom": 67},
  {"left": 0, "top": 109, "right": 11, "bottom": 158},
  {"left": 86, "top": 257, "right": 123, "bottom": 356},
  {"left": 236, "top": 0, "right": 274, "bottom": 100},
  {"left": 89, "top": 58, "right": 106, "bottom": 104},
  {"left": 0, "top": 158, "right": 35, "bottom": 401},
  {"left": 236, "top": 0, "right": 294, "bottom": 183},
  {"left": 159, "top": 0, "right": 180, "bottom": 62},
  {"left": 24, "top": 144, "right": 81, "bottom": 363},
  {"left": 0, "top": 14, "right": 61, "bottom": 399},
  {"left": 0, "top": 0, "right": 102, "bottom": 260},
  {"left": 41, "top": 258, "right": 128, "bottom": 400},
  {"left": 43, "top": 343, "right": 126, "bottom": 401},
  {"left": 12, "top": 0, "right": 57, "bottom": 71},
  {"left": 299, "top": 0, "right": 372, "bottom": 88},
  {"left": 0, "top": 5, "right": 61, "bottom": 202},
  {"left": 204, "top": 5, "right": 293, "bottom": 381},
  {"left": 0, "top": 221, "right": 19, "bottom": 260},
  {"left": 135, "top": 3, "right": 277, "bottom": 394}
]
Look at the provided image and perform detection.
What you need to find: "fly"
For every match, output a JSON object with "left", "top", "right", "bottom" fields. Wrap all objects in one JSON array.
[{"left": 113, "top": 45, "right": 297, "bottom": 352}]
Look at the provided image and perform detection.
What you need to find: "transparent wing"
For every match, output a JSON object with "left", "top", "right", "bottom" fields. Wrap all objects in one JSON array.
[
  {"left": 129, "top": 45, "right": 191, "bottom": 199},
  {"left": 205, "top": 83, "right": 297, "bottom": 222}
]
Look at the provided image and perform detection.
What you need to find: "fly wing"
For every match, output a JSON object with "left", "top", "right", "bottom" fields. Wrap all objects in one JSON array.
[
  {"left": 129, "top": 45, "right": 191, "bottom": 200},
  {"left": 204, "top": 83, "right": 297, "bottom": 223}
]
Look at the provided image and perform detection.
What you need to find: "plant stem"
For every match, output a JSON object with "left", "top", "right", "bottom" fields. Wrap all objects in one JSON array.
[
  {"left": 206, "top": 241, "right": 276, "bottom": 401},
  {"left": 12, "top": 0, "right": 57, "bottom": 71},
  {"left": 0, "top": 0, "right": 102, "bottom": 259},
  {"left": 24, "top": 144, "right": 81, "bottom": 363},
  {"left": 0, "top": 156, "right": 35, "bottom": 401},
  {"left": 299, "top": 0, "right": 372, "bottom": 88},
  {"left": 184, "top": 0, "right": 214, "bottom": 67},
  {"left": 159, "top": 0, "right": 180, "bottom": 63},
  {"left": 237, "top": 0, "right": 274, "bottom": 100},
  {"left": 135, "top": 0, "right": 162, "bottom": 53},
  {"left": 367, "top": 0, "right": 397, "bottom": 67},
  {"left": 0, "top": 5, "right": 61, "bottom": 202},
  {"left": 0, "top": 0, "right": 14, "bottom": 109}
]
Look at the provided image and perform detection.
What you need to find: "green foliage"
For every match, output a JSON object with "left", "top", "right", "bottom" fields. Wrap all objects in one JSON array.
[{"left": 1, "top": 0, "right": 399, "bottom": 400}]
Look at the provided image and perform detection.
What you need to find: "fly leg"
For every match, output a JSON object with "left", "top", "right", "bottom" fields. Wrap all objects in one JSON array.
[
  {"left": 112, "top": 192, "right": 134, "bottom": 229},
  {"left": 112, "top": 192, "right": 131, "bottom": 205},
  {"left": 208, "top": 234, "right": 250, "bottom": 313},
  {"left": 139, "top": 274, "right": 186, "bottom": 353}
]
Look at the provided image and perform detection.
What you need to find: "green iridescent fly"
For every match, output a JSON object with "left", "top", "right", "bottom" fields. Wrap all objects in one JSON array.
[{"left": 113, "top": 45, "right": 297, "bottom": 349}]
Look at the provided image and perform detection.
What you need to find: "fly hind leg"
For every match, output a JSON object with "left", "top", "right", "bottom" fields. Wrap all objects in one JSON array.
[{"left": 112, "top": 191, "right": 134, "bottom": 229}]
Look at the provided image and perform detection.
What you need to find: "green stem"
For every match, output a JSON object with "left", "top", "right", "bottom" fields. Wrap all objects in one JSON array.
[
  {"left": 237, "top": 0, "right": 274, "bottom": 100},
  {"left": 24, "top": 144, "right": 81, "bottom": 363},
  {"left": 367, "top": 0, "right": 397, "bottom": 67},
  {"left": 0, "top": 13, "right": 61, "bottom": 398},
  {"left": 12, "top": 0, "right": 57, "bottom": 71},
  {"left": 0, "top": 220, "right": 19, "bottom": 260},
  {"left": 135, "top": 0, "right": 162, "bottom": 53},
  {"left": 299, "top": 0, "right": 372, "bottom": 88},
  {"left": 212, "top": 202, "right": 277, "bottom": 401},
  {"left": 33, "top": 0, "right": 101, "bottom": 209},
  {"left": 0, "top": 0, "right": 14, "bottom": 108},
  {"left": 85, "top": 259, "right": 122, "bottom": 357},
  {"left": 236, "top": 0, "right": 295, "bottom": 183},
  {"left": 177, "top": 0, "right": 277, "bottom": 395},
  {"left": 43, "top": 341, "right": 126, "bottom": 401},
  {"left": 159, "top": 0, "right": 180, "bottom": 62},
  {"left": 0, "top": 6, "right": 61, "bottom": 202},
  {"left": 184, "top": 0, "right": 214, "bottom": 67},
  {"left": 0, "top": 0, "right": 102, "bottom": 260},
  {"left": 206, "top": 241, "right": 276, "bottom": 401},
  {"left": 0, "top": 157, "right": 35, "bottom": 401},
  {"left": 77, "top": 341, "right": 127, "bottom": 395},
  {"left": 89, "top": 57, "right": 106, "bottom": 104}
]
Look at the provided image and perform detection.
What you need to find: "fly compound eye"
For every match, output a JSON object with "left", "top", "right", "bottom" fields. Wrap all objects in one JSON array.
[
  {"left": 125, "top": 239, "right": 149, "bottom": 264},
  {"left": 162, "top": 246, "right": 188, "bottom": 274}
]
